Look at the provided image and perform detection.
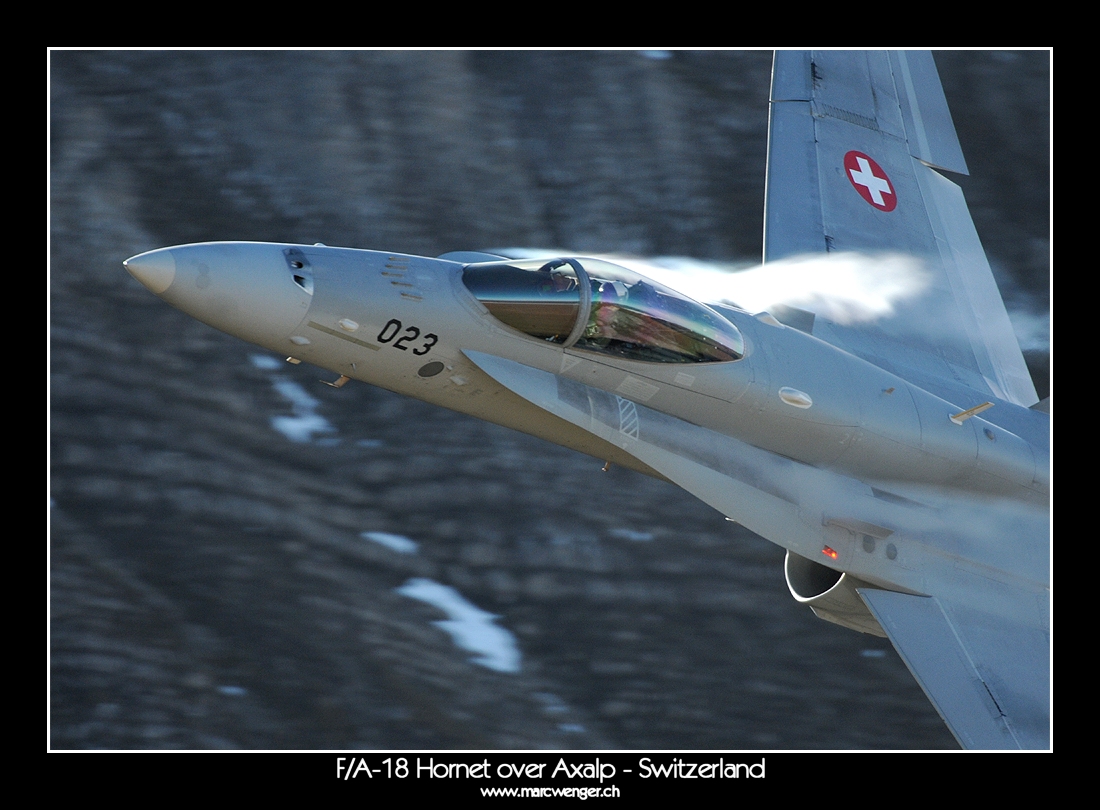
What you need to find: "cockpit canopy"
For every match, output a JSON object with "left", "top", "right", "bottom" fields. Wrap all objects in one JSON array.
[{"left": 462, "top": 257, "right": 744, "bottom": 363}]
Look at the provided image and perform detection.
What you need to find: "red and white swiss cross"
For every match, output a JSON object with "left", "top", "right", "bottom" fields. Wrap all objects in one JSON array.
[{"left": 844, "top": 151, "right": 896, "bottom": 212}]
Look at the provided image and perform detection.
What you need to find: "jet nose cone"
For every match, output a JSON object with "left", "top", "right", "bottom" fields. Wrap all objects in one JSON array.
[{"left": 124, "top": 248, "right": 176, "bottom": 295}]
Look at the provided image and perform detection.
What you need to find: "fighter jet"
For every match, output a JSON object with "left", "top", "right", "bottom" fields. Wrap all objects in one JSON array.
[{"left": 124, "top": 51, "right": 1050, "bottom": 750}]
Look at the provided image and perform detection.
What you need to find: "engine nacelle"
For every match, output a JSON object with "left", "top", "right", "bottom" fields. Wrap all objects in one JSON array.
[{"left": 784, "top": 551, "right": 887, "bottom": 637}]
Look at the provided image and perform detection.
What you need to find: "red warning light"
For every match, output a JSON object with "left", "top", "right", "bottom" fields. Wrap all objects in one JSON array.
[{"left": 822, "top": 545, "right": 839, "bottom": 559}]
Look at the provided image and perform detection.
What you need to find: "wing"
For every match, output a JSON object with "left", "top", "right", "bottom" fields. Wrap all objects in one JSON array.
[
  {"left": 859, "top": 589, "right": 1049, "bottom": 749},
  {"left": 764, "top": 51, "right": 1038, "bottom": 407}
]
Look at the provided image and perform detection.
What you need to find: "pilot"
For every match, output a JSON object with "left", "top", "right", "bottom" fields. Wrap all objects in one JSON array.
[{"left": 535, "top": 269, "right": 576, "bottom": 298}]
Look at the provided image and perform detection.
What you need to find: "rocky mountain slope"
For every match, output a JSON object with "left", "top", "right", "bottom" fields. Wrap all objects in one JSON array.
[{"left": 50, "top": 50, "right": 1049, "bottom": 749}]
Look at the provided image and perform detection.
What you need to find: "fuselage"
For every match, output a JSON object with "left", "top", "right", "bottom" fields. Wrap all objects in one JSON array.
[
  {"left": 125, "top": 241, "right": 1048, "bottom": 508},
  {"left": 123, "top": 237, "right": 1051, "bottom": 670}
]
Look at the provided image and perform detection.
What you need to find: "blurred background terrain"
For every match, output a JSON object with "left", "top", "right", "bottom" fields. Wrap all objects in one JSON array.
[{"left": 49, "top": 50, "right": 1049, "bottom": 749}]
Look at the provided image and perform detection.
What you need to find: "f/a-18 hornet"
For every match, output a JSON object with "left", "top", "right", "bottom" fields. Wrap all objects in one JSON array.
[{"left": 125, "top": 51, "right": 1050, "bottom": 749}]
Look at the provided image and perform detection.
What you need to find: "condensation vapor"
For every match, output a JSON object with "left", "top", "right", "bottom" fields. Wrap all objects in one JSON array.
[{"left": 609, "top": 252, "right": 931, "bottom": 326}]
